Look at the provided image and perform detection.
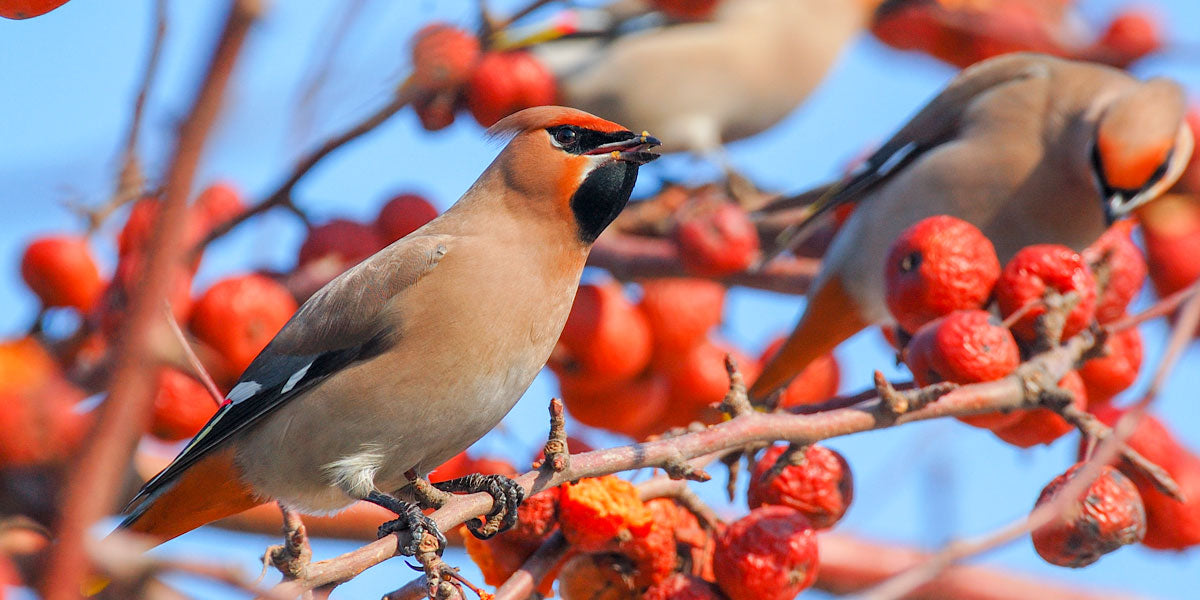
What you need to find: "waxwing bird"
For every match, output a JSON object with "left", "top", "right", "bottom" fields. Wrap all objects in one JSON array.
[
  {"left": 750, "top": 53, "right": 1192, "bottom": 401},
  {"left": 120, "top": 106, "right": 661, "bottom": 553},
  {"left": 530, "top": 0, "right": 890, "bottom": 155}
]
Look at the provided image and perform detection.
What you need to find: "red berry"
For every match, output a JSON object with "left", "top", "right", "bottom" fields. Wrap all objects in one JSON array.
[
  {"left": 297, "top": 219, "right": 386, "bottom": 267},
  {"left": 990, "top": 370, "right": 1087, "bottom": 447},
  {"left": 673, "top": 203, "right": 760, "bottom": 277},
  {"left": 0, "top": 0, "right": 70, "bottom": 19},
  {"left": 644, "top": 575, "right": 724, "bottom": 600},
  {"left": 1177, "top": 108, "right": 1200, "bottom": 194},
  {"left": 759, "top": 337, "right": 839, "bottom": 408},
  {"left": 465, "top": 51, "right": 557, "bottom": 128},
  {"left": 150, "top": 369, "right": 219, "bottom": 442},
  {"left": 410, "top": 23, "right": 481, "bottom": 92},
  {"left": 1139, "top": 193, "right": 1200, "bottom": 299},
  {"left": 905, "top": 310, "right": 1023, "bottom": 430},
  {"left": 748, "top": 444, "right": 853, "bottom": 529},
  {"left": 1077, "top": 327, "right": 1142, "bottom": 406},
  {"left": 559, "top": 475, "right": 652, "bottom": 552},
  {"left": 430, "top": 451, "right": 473, "bottom": 483},
  {"left": 555, "top": 282, "right": 652, "bottom": 383},
  {"left": 649, "top": 0, "right": 721, "bottom": 21},
  {"left": 194, "top": 182, "right": 245, "bottom": 231},
  {"left": 996, "top": 244, "right": 1097, "bottom": 342},
  {"left": 638, "top": 278, "right": 726, "bottom": 358},
  {"left": 20, "top": 235, "right": 104, "bottom": 312},
  {"left": 713, "top": 506, "right": 818, "bottom": 600},
  {"left": 1095, "top": 10, "right": 1161, "bottom": 66},
  {"left": 659, "top": 339, "right": 759, "bottom": 428},
  {"left": 558, "top": 370, "right": 669, "bottom": 438},
  {"left": 620, "top": 517, "right": 678, "bottom": 588},
  {"left": 189, "top": 274, "right": 298, "bottom": 376},
  {"left": 413, "top": 89, "right": 459, "bottom": 132},
  {"left": 0, "top": 339, "right": 91, "bottom": 466},
  {"left": 1032, "top": 463, "right": 1145, "bottom": 567},
  {"left": 884, "top": 215, "right": 1000, "bottom": 334},
  {"left": 375, "top": 193, "right": 438, "bottom": 242},
  {"left": 1082, "top": 221, "right": 1146, "bottom": 324},
  {"left": 1087, "top": 407, "right": 1200, "bottom": 550}
]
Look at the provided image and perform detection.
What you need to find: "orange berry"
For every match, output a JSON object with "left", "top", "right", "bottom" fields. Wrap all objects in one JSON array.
[
  {"left": 1139, "top": 193, "right": 1200, "bottom": 299},
  {"left": 465, "top": 51, "right": 557, "bottom": 128},
  {"left": 638, "top": 278, "right": 726, "bottom": 358},
  {"left": 20, "top": 235, "right": 104, "bottom": 312},
  {"left": 990, "top": 370, "right": 1087, "bottom": 448},
  {"left": 189, "top": 274, "right": 298, "bottom": 376},
  {"left": 714, "top": 506, "right": 818, "bottom": 600},
  {"left": 1077, "top": 327, "right": 1142, "bottom": 406},
  {"left": 660, "top": 339, "right": 759, "bottom": 428},
  {"left": 558, "top": 370, "right": 670, "bottom": 438},
  {"left": 150, "top": 369, "right": 219, "bottom": 442},
  {"left": 884, "top": 215, "right": 1000, "bottom": 334},
  {"left": 194, "top": 182, "right": 245, "bottom": 231},
  {"left": 429, "top": 451, "right": 473, "bottom": 483},
  {"left": 747, "top": 444, "right": 854, "bottom": 529},
  {"left": 558, "top": 553, "right": 640, "bottom": 600},
  {"left": 462, "top": 488, "right": 562, "bottom": 594},
  {"left": 1032, "top": 463, "right": 1145, "bottom": 567},
  {"left": 673, "top": 203, "right": 760, "bottom": 277},
  {"left": 995, "top": 244, "right": 1097, "bottom": 342},
  {"left": 410, "top": 23, "right": 480, "bottom": 93},
  {"left": 1095, "top": 10, "right": 1161, "bottom": 67},
  {"left": 758, "top": 337, "right": 839, "bottom": 409},
  {"left": 559, "top": 475, "right": 652, "bottom": 552},
  {"left": 0, "top": 339, "right": 91, "bottom": 466},
  {"left": 0, "top": 0, "right": 70, "bottom": 19},
  {"left": 556, "top": 282, "right": 652, "bottom": 383},
  {"left": 1082, "top": 221, "right": 1146, "bottom": 324}
]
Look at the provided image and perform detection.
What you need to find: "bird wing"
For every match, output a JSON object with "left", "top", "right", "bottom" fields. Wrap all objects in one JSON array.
[
  {"left": 123, "top": 234, "right": 451, "bottom": 516},
  {"left": 758, "top": 54, "right": 1054, "bottom": 265}
]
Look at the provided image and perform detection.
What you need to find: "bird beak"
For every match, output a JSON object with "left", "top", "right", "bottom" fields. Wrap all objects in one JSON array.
[
  {"left": 585, "top": 132, "right": 663, "bottom": 165},
  {"left": 1104, "top": 192, "right": 1127, "bottom": 225}
]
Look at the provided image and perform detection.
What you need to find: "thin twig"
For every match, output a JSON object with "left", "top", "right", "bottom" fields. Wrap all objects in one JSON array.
[
  {"left": 164, "top": 304, "right": 225, "bottom": 407},
  {"left": 39, "top": 3, "right": 260, "bottom": 598}
]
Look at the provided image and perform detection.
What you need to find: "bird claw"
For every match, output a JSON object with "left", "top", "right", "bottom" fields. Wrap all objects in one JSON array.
[
  {"left": 434, "top": 473, "right": 526, "bottom": 540},
  {"left": 366, "top": 491, "right": 447, "bottom": 556}
]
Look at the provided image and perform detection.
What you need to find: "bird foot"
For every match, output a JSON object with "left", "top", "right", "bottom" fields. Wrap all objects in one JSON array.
[
  {"left": 365, "top": 490, "right": 447, "bottom": 556},
  {"left": 434, "top": 474, "right": 526, "bottom": 539}
]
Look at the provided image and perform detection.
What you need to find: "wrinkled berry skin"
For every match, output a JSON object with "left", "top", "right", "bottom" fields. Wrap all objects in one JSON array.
[
  {"left": 713, "top": 506, "right": 818, "bottom": 600},
  {"left": 1032, "top": 463, "right": 1146, "bottom": 568},
  {"left": 995, "top": 244, "right": 1097, "bottom": 342},
  {"left": 884, "top": 215, "right": 1000, "bottom": 334},
  {"left": 1077, "top": 327, "right": 1143, "bottom": 406},
  {"left": 747, "top": 444, "right": 853, "bottom": 529},
  {"left": 1082, "top": 221, "right": 1146, "bottom": 324},
  {"left": 644, "top": 574, "right": 725, "bottom": 600}
]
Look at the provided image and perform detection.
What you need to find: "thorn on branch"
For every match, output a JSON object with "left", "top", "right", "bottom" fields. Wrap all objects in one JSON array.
[
  {"left": 663, "top": 455, "right": 712, "bottom": 482},
  {"left": 717, "top": 354, "right": 753, "bottom": 418},
  {"left": 534, "top": 398, "right": 569, "bottom": 472},
  {"left": 1032, "top": 290, "right": 1078, "bottom": 352},
  {"left": 875, "top": 371, "right": 957, "bottom": 416}
]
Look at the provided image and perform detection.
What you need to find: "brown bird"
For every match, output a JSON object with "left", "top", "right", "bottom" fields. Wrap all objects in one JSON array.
[
  {"left": 531, "top": 0, "right": 890, "bottom": 156},
  {"left": 751, "top": 53, "right": 1193, "bottom": 400},
  {"left": 120, "top": 106, "right": 660, "bottom": 553}
]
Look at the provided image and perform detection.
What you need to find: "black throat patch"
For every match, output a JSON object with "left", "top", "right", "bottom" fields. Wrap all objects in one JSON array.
[{"left": 570, "top": 160, "right": 638, "bottom": 243}]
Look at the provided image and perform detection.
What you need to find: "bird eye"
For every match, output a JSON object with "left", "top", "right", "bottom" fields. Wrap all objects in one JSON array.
[{"left": 553, "top": 127, "right": 578, "bottom": 146}]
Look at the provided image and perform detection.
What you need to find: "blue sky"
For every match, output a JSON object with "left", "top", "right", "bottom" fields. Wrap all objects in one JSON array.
[{"left": 3, "top": 1, "right": 1200, "bottom": 598}]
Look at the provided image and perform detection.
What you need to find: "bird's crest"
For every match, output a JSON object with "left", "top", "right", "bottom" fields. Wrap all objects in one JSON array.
[{"left": 486, "top": 106, "right": 628, "bottom": 142}]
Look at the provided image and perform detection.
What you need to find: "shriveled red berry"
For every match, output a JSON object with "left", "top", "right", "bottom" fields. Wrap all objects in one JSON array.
[
  {"left": 638, "top": 278, "right": 726, "bottom": 358},
  {"left": 557, "top": 370, "right": 669, "bottom": 438},
  {"left": 1032, "top": 463, "right": 1145, "bottom": 567},
  {"left": 559, "top": 475, "right": 652, "bottom": 552},
  {"left": 555, "top": 282, "right": 652, "bottom": 383},
  {"left": 1087, "top": 407, "right": 1200, "bottom": 550},
  {"left": 995, "top": 244, "right": 1097, "bottom": 342},
  {"left": 410, "top": 23, "right": 481, "bottom": 92},
  {"left": 462, "top": 487, "right": 562, "bottom": 593},
  {"left": 759, "top": 337, "right": 839, "bottom": 408},
  {"left": 558, "top": 553, "right": 639, "bottom": 600},
  {"left": 1077, "top": 327, "right": 1142, "bottom": 406},
  {"left": 884, "top": 215, "right": 1000, "bottom": 334},
  {"left": 375, "top": 193, "right": 438, "bottom": 242},
  {"left": 620, "top": 518, "right": 678, "bottom": 588},
  {"left": 0, "top": 0, "right": 70, "bottom": 19},
  {"left": 150, "top": 369, "right": 219, "bottom": 442},
  {"left": 991, "top": 370, "right": 1087, "bottom": 448},
  {"left": 413, "top": 89, "right": 459, "bottom": 132},
  {"left": 20, "top": 235, "right": 104, "bottom": 312},
  {"left": 748, "top": 444, "right": 853, "bottom": 529},
  {"left": 465, "top": 51, "right": 557, "bottom": 128},
  {"left": 905, "top": 310, "right": 1022, "bottom": 430},
  {"left": 673, "top": 203, "right": 760, "bottom": 277},
  {"left": 649, "top": 0, "right": 720, "bottom": 21},
  {"left": 1082, "top": 221, "right": 1146, "bottom": 324},
  {"left": 644, "top": 574, "right": 724, "bottom": 600},
  {"left": 1139, "top": 193, "right": 1200, "bottom": 299},
  {"left": 297, "top": 219, "right": 386, "bottom": 267},
  {"left": 189, "top": 274, "right": 298, "bottom": 376},
  {"left": 714, "top": 506, "right": 818, "bottom": 600}
]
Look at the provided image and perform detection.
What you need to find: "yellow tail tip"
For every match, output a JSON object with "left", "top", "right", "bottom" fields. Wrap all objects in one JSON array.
[{"left": 83, "top": 575, "right": 110, "bottom": 596}]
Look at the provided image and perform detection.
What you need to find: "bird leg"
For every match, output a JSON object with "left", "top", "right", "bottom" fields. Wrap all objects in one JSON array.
[
  {"left": 433, "top": 474, "right": 526, "bottom": 539},
  {"left": 364, "top": 490, "right": 447, "bottom": 556}
]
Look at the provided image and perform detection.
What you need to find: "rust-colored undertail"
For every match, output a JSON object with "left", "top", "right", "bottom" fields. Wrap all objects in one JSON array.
[{"left": 750, "top": 276, "right": 870, "bottom": 402}]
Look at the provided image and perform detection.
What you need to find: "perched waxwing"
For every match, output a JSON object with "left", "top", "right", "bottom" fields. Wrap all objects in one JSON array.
[
  {"left": 751, "top": 53, "right": 1192, "bottom": 400},
  {"left": 530, "top": 0, "right": 891, "bottom": 155},
  {"left": 120, "top": 107, "right": 661, "bottom": 553}
]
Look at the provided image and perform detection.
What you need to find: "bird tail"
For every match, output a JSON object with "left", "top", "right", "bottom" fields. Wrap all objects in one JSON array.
[
  {"left": 119, "top": 447, "right": 263, "bottom": 544},
  {"left": 750, "top": 276, "right": 869, "bottom": 402}
]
